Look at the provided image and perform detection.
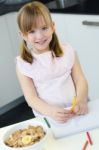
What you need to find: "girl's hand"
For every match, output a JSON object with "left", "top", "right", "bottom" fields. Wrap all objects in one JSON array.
[
  {"left": 49, "top": 106, "right": 74, "bottom": 123},
  {"left": 73, "top": 101, "right": 88, "bottom": 115}
]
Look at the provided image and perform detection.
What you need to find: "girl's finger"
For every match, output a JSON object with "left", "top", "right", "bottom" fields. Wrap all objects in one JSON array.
[{"left": 74, "top": 105, "right": 80, "bottom": 113}]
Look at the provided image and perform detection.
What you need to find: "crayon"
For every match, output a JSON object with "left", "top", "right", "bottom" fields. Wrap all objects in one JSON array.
[
  {"left": 44, "top": 117, "right": 51, "bottom": 128},
  {"left": 86, "top": 132, "right": 93, "bottom": 145},
  {"left": 71, "top": 96, "right": 77, "bottom": 112},
  {"left": 82, "top": 140, "right": 88, "bottom": 150}
]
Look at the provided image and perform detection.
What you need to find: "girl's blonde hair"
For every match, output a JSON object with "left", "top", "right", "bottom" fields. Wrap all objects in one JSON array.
[{"left": 17, "top": 1, "right": 63, "bottom": 63}]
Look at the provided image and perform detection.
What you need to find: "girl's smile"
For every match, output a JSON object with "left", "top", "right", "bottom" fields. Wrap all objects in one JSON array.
[{"left": 35, "top": 39, "right": 48, "bottom": 45}]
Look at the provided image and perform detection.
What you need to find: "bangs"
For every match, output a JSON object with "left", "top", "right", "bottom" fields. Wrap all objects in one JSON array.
[
  {"left": 28, "top": 14, "right": 51, "bottom": 31},
  {"left": 18, "top": 3, "right": 52, "bottom": 34}
]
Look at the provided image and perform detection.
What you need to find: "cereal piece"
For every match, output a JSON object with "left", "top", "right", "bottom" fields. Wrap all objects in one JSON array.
[{"left": 22, "top": 135, "right": 32, "bottom": 145}]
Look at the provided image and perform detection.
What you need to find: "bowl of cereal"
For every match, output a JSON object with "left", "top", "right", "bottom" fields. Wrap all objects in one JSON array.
[{"left": 1, "top": 119, "right": 49, "bottom": 150}]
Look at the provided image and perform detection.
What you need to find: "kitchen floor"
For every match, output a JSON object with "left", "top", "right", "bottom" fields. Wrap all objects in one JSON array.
[{"left": 0, "top": 101, "right": 35, "bottom": 128}]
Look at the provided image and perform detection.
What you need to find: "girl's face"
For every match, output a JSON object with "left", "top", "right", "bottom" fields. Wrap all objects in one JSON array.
[{"left": 22, "top": 16, "right": 54, "bottom": 54}]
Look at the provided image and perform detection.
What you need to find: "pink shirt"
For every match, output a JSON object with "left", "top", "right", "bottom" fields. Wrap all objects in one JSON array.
[{"left": 16, "top": 43, "right": 76, "bottom": 117}]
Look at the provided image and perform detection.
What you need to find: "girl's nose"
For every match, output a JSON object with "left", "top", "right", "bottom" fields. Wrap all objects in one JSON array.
[{"left": 36, "top": 30, "right": 43, "bottom": 39}]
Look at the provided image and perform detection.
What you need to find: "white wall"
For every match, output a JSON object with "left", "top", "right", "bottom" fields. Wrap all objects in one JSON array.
[{"left": 0, "top": 12, "right": 99, "bottom": 107}]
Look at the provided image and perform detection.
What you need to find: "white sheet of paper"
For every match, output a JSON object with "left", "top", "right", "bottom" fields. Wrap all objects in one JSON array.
[{"left": 47, "top": 99, "right": 99, "bottom": 138}]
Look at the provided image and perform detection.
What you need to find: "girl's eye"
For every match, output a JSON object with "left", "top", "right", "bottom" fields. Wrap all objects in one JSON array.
[
  {"left": 29, "top": 30, "right": 35, "bottom": 34},
  {"left": 42, "top": 26, "right": 48, "bottom": 30}
]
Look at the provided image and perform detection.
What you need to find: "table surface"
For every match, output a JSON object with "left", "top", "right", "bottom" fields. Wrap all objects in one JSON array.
[{"left": 0, "top": 118, "right": 99, "bottom": 150}]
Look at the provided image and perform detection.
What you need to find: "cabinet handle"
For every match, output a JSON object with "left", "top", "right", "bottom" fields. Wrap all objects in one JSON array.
[{"left": 82, "top": 20, "right": 99, "bottom": 26}]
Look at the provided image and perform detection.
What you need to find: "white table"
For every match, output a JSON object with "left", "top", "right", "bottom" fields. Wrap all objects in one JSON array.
[{"left": 0, "top": 118, "right": 99, "bottom": 150}]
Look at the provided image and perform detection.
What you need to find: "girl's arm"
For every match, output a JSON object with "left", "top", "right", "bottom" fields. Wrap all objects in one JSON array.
[
  {"left": 71, "top": 52, "right": 88, "bottom": 115},
  {"left": 16, "top": 65, "right": 73, "bottom": 123},
  {"left": 16, "top": 65, "right": 52, "bottom": 116}
]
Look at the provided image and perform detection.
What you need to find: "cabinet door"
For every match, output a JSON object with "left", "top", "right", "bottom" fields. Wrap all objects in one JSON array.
[
  {"left": 0, "top": 13, "right": 22, "bottom": 107},
  {"left": 52, "top": 14, "right": 99, "bottom": 100},
  {"left": 5, "top": 12, "right": 21, "bottom": 57}
]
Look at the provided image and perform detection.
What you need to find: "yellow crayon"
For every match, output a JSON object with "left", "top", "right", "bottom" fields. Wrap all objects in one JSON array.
[{"left": 71, "top": 96, "right": 77, "bottom": 112}]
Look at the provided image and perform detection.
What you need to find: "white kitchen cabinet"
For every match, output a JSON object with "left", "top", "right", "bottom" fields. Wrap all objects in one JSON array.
[
  {"left": 52, "top": 13, "right": 99, "bottom": 100},
  {"left": 5, "top": 13, "right": 21, "bottom": 57},
  {"left": 0, "top": 13, "right": 22, "bottom": 107}
]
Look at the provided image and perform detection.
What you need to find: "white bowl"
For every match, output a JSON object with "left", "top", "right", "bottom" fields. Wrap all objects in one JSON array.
[{"left": 1, "top": 119, "right": 49, "bottom": 150}]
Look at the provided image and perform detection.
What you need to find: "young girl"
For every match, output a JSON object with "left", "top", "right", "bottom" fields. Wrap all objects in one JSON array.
[{"left": 16, "top": 1, "right": 88, "bottom": 123}]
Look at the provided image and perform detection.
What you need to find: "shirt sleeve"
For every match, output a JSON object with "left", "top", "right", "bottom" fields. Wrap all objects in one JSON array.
[
  {"left": 67, "top": 43, "right": 75, "bottom": 68},
  {"left": 62, "top": 43, "right": 75, "bottom": 70},
  {"left": 15, "top": 56, "right": 33, "bottom": 78}
]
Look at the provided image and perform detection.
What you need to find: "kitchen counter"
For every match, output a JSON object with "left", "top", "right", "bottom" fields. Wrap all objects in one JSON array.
[{"left": 0, "top": 117, "right": 99, "bottom": 150}]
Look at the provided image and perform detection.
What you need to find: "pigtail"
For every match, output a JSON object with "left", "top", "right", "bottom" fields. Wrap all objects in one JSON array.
[
  {"left": 21, "top": 40, "right": 33, "bottom": 64},
  {"left": 50, "top": 32, "right": 64, "bottom": 57}
]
